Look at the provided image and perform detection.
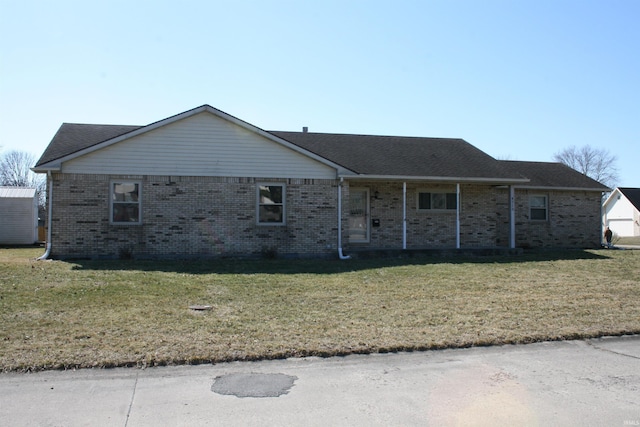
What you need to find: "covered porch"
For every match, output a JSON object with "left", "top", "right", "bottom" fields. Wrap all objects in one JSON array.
[{"left": 340, "top": 178, "right": 519, "bottom": 252}]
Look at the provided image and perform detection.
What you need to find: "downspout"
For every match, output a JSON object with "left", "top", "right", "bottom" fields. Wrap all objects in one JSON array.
[
  {"left": 37, "top": 171, "right": 53, "bottom": 260},
  {"left": 509, "top": 185, "right": 516, "bottom": 249},
  {"left": 337, "top": 178, "right": 351, "bottom": 260},
  {"left": 456, "top": 183, "right": 461, "bottom": 249},
  {"left": 601, "top": 191, "right": 607, "bottom": 246},
  {"left": 402, "top": 182, "right": 407, "bottom": 250}
]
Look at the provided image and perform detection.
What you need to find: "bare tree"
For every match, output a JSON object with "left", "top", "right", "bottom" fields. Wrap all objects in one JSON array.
[
  {"left": 0, "top": 150, "right": 46, "bottom": 210},
  {"left": 0, "top": 150, "right": 42, "bottom": 187},
  {"left": 553, "top": 145, "right": 619, "bottom": 189}
]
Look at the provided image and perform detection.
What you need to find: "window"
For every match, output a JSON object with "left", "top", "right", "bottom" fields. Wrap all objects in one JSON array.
[
  {"left": 417, "top": 192, "right": 457, "bottom": 211},
  {"left": 529, "top": 195, "right": 548, "bottom": 221},
  {"left": 111, "top": 181, "right": 141, "bottom": 224},
  {"left": 257, "top": 184, "right": 285, "bottom": 224}
]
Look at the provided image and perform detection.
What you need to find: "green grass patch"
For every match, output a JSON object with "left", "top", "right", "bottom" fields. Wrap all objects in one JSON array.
[{"left": 1, "top": 247, "right": 639, "bottom": 371}]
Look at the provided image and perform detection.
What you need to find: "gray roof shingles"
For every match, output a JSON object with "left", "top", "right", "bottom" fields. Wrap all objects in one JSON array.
[
  {"left": 270, "top": 131, "right": 523, "bottom": 181},
  {"left": 35, "top": 123, "right": 142, "bottom": 167},
  {"left": 34, "top": 121, "right": 609, "bottom": 191},
  {"left": 500, "top": 160, "right": 609, "bottom": 190}
]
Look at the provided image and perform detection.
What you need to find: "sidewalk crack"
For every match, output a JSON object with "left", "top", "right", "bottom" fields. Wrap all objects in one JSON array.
[
  {"left": 587, "top": 339, "right": 640, "bottom": 361},
  {"left": 124, "top": 371, "right": 140, "bottom": 427}
]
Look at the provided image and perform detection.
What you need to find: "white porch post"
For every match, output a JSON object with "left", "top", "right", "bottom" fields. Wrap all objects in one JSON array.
[
  {"left": 337, "top": 177, "right": 350, "bottom": 260},
  {"left": 509, "top": 185, "right": 516, "bottom": 249},
  {"left": 402, "top": 181, "right": 407, "bottom": 250},
  {"left": 456, "top": 183, "right": 461, "bottom": 249}
]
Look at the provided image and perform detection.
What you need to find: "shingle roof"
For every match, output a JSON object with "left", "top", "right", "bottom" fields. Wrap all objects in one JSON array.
[
  {"left": 33, "top": 109, "right": 610, "bottom": 191},
  {"left": 500, "top": 160, "right": 609, "bottom": 190},
  {"left": 270, "top": 131, "right": 524, "bottom": 181},
  {"left": 35, "top": 123, "right": 142, "bottom": 167},
  {"left": 618, "top": 187, "right": 640, "bottom": 211}
]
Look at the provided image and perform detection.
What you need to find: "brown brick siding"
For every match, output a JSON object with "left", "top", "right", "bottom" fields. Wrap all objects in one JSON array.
[
  {"left": 50, "top": 174, "right": 338, "bottom": 259},
  {"left": 348, "top": 182, "right": 602, "bottom": 250},
  {"left": 362, "top": 183, "right": 502, "bottom": 249},
  {"left": 50, "top": 174, "right": 603, "bottom": 259},
  {"left": 504, "top": 189, "right": 603, "bottom": 249}
]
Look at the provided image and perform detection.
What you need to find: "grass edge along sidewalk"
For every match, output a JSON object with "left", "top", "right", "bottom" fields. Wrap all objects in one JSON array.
[{"left": 1, "top": 247, "right": 639, "bottom": 372}]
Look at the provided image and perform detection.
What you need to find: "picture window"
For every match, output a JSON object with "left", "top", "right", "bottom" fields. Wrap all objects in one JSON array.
[{"left": 417, "top": 192, "right": 457, "bottom": 211}]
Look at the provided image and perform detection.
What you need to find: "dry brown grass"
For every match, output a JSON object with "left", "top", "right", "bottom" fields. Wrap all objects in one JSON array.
[
  {"left": 617, "top": 236, "right": 640, "bottom": 246},
  {"left": 1, "top": 246, "right": 638, "bottom": 371}
]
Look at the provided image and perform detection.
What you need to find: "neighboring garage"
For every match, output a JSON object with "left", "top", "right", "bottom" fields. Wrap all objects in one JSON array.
[
  {"left": 0, "top": 187, "right": 38, "bottom": 244},
  {"left": 603, "top": 187, "right": 640, "bottom": 237},
  {"left": 607, "top": 218, "right": 634, "bottom": 237}
]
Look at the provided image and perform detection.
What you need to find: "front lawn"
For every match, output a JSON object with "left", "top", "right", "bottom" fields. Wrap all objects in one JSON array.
[
  {"left": 1, "top": 247, "right": 638, "bottom": 372},
  {"left": 617, "top": 236, "right": 640, "bottom": 246}
]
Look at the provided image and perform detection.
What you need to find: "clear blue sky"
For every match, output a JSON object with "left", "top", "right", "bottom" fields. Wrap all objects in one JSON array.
[{"left": 1, "top": 0, "right": 638, "bottom": 186}]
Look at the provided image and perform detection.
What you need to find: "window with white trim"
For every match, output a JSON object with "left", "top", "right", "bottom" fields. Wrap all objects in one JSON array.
[
  {"left": 417, "top": 192, "right": 457, "bottom": 211},
  {"left": 529, "top": 195, "right": 548, "bottom": 221},
  {"left": 257, "top": 184, "right": 285, "bottom": 224},
  {"left": 111, "top": 181, "right": 141, "bottom": 224}
]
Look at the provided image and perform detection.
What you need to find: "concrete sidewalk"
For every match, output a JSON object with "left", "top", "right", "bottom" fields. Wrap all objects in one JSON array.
[{"left": 1, "top": 336, "right": 639, "bottom": 426}]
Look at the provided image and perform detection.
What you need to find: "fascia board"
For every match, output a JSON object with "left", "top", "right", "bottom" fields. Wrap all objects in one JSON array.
[
  {"left": 31, "top": 165, "right": 61, "bottom": 173},
  {"left": 510, "top": 185, "right": 610, "bottom": 192},
  {"left": 340, "top": 174, "right": 530, "bottom": 185},
  {"left": 214, "top": 110, "right": 350, "bottom": 174},
  {"left": 41, "top": 105, "right": 212, "bottom": 167},
  {"left": 204, "top": 105, "right": 353, "bottom": 175}
]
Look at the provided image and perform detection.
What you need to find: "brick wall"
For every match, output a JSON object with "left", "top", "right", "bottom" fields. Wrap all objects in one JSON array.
[
  {"left": 348, "top": 182, "right": 602, "bottom": 250},
  {"left": 50, "top": 174, "right": 339, "bottom": 259},
  {"left": 503, "top": 189, "right": 603, "bottom": 249},
  {"left": 50, "top": 174, "right": 603, "bottom": 259},
  {"left": 363, "top": 183, "right": 502, "bottom": 249}
]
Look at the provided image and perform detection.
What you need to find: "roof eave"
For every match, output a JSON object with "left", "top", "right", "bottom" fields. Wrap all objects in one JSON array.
[
  {"left": 40, "top": 106, "right": 215, "bottom": 167},
  {"left": 340, "top": 174, "right": 530, "bottom": 185},
  {"left": 31, "top": 164, "right": 61, "bottom": 173},
  {"left": 45, "top": 105, "right": 349, "bottom": 175},
  {"left": 510, "top": 185, "right": 610, "bottom": 192}
]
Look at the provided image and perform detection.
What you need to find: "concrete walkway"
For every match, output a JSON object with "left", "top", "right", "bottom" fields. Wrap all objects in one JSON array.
[{"left": 1, "top": 336, "right": 639, "bottom": 426}]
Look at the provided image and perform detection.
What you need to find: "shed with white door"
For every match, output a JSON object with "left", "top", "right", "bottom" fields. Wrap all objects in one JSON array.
[{"left": 0, "top": 187, "right": 38, "bottom": 244}]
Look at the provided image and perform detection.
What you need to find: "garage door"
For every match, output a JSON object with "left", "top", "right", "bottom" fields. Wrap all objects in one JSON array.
[{"left": 608, "top": 219, "right": 634, "bottom": 237}]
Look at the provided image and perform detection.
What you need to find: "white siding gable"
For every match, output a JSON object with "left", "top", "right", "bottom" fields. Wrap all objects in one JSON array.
[
  {"left": 62, "top": 112, "right": 337, "bottom": 179},
  {"left": 605, "top": 193, "right": 635, "bottom": 221}
]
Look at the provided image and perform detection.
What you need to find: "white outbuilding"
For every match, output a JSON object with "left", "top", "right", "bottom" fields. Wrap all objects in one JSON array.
[
  {"left": 0, "top": 187, "right": 39, "bottom": 244},
  {"left": 602, "top": 187, "right": 640, "bottom": 237}
]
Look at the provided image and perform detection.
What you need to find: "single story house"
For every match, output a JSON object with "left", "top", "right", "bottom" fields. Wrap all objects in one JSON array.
[
  {"left": 0, "top": 187, "right": 38, "bottom": 245},
  {"left": 33, "top": 105, "right": 609, "bottom": 259},
  {"left": 602, "top": 187, "right": 640, "bottom": 237}
]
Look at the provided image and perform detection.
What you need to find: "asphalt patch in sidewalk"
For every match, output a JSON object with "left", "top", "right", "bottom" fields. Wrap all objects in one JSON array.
[{"left": 211, "top": 373, "right": 297, "bottom": 398}]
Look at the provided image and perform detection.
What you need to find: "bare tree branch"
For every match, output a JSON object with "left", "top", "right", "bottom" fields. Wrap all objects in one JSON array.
[
  {"left": 553, "top": 145, "right": 619, "bottom": 188},
  {"left": 0, "top": 151, "right": 40, "bottom": 187},
  {"left": 0, "top": 150, "right": 46, "bottom": 209}
]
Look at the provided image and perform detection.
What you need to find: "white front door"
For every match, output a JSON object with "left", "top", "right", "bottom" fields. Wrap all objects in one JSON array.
[{"left": 349, "top": 188, "right": 369, "bottom": 243}]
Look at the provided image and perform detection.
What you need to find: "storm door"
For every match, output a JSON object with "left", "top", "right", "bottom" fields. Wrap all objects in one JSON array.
[{"left": 349, "top": 188, "right": 370, "bottom": 243}]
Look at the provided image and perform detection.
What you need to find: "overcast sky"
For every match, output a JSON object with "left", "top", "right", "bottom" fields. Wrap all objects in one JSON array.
[{"left": 1, "top": 0, "right": 638, "bottom": 186}]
